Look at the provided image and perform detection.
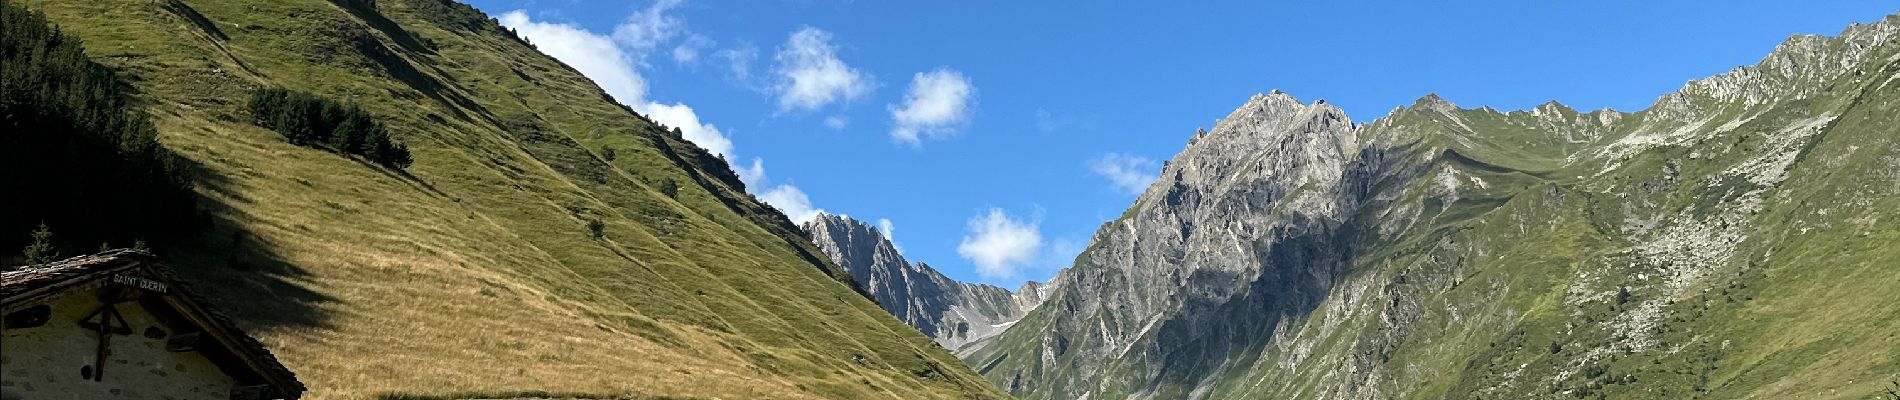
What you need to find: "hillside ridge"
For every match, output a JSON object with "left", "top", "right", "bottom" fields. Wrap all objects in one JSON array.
[
  {"left": 802, "top": 213, "right": 1051, "bottom": 354},
  {"left": 971, "top": 12, "right": 1900, "bottom": 400},
  {"left": 9, "top": 0, "right": 1007, "bottom": 398}
]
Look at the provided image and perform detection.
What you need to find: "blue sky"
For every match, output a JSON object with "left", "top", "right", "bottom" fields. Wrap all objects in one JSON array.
[{"left": 466, "top": 0, "right": 1896, "bottom": 286}]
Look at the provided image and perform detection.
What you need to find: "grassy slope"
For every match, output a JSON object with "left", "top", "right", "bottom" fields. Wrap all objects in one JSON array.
[
  {"left": 17, "top": 0, "right": 1005, "bottom": 398},
  {"left": 973, "top": 16, "right": 1900, "bottom": 400},
  {"left": 1257, "top": 27, "right": 1900, "bottom": 399},
  {"left": 1266, "top": 48, "right": 1900, "bottom": 398}
]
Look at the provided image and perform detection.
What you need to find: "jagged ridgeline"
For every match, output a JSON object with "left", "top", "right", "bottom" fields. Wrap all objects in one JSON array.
[
  {"left": 6, "top": 0, "right": 1004, "bottom": 398},
  {"left": 971, "top": 14, "right": 1900, "bottom": 400},
  {"left": 801, "top": 213, "right": 1055, "bottom": 355}
]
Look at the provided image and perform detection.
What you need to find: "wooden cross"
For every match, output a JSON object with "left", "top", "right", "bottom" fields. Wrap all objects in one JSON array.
[{"left": 78, "top": 301, "right": 133, "bottom": 381}]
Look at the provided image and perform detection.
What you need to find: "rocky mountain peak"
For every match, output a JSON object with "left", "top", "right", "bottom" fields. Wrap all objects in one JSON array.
[
  {"left": 1016, "top": 280, "right": 1045, "bottom": 296},
  {"left": 1654, "top": 15, "right": 1896, "bottom": 117},
  {"left": 1412, "top": 92, "right": 1458, "bottom": 113},
  {"left": 1531, "top": 100, "right": 1573, "bottom": 119},
  {"left": 1227, "top": 90, "right": 1308, "bottom": 122},
  {"left": 1165, "top": 90, "right": 1358, "bottom": 202},
  {"left": 802, "top": 213, "right": 901, "bottom": 280},
  {"left": 973, "top": 13, "right": 1900, "bottom": 400},
  {"left": 1526, "top": 100, "right": 1622, "bottom": 131},
  {"left": 1599, "top": 14, "right": 1899, "bottom": 163},
  {"left": 801, "top": 213, "right": 1052, "bottom": 353},
  {"left": 984, "top": 89, "right": 1369, "bottom": 387}
]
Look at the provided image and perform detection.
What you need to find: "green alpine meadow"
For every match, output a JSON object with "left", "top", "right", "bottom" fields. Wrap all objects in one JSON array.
[
  {"left": 3, "top": 1, "right": 1897, "bottom": 399},
  {"left": 966, "top": 14, "right": 1900, "bottom": 400},
  {"left": 2, "top": 0, "right": 1001, "bottom": 398}
]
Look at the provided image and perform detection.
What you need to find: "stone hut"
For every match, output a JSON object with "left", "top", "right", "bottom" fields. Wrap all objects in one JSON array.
[{"left": 1, "top": 250, "right": 303, "bottom": 400}]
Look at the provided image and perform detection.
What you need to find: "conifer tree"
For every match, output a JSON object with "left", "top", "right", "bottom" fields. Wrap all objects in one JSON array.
[
  {"left": 2, "top": 0, "right": 196, "bottom": 252},
  {"left": 247, "top": 88, "right": 412, "bottom": 169},
  {"left": 22, "top": 223, "right": 56, "bottom": 265},
  {"left": 331, "top": 107, "right": 372, "bottom": 153}
]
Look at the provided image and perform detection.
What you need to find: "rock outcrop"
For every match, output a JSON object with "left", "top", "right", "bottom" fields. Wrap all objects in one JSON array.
[
  {"left": 803, "top": 213, "right": 1052, "bottom": 352},
  {"left": 970, "top": 14, "right": 1900, "bottom": 400}
]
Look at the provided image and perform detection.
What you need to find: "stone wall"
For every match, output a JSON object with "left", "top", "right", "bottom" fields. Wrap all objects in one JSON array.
[{"left": 1, "top": 289, "right": 236, "bottom": 400}]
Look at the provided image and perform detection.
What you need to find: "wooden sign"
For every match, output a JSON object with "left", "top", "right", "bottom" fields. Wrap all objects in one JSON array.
[{"left": 110, "top": 274, "right": 168, "bottom": 293}]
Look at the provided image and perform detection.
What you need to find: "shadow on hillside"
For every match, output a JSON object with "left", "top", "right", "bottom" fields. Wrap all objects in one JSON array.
[
  {"left": 1136, "top": 225, "right": 1347, "bottom": 396},
  {"left": 1131, "top": 143, "right": 1427, "bottom": 397},
  {"left": 355, "top": 156, "right": 447, "bottom": 199},
  {"left": 165, "top": 158, "right": 337, "bottom": 331},
  {"left": 328, "top": 0, "right": 433, "bottom": 56}
]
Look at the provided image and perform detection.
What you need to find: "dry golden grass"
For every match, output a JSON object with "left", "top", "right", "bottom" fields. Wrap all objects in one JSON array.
[
  {"left": 18, "top": 0, "right": 1008, "bottom": 398},
  {"left": 146, "top": 105, "right": 828, "bottom": 400}
]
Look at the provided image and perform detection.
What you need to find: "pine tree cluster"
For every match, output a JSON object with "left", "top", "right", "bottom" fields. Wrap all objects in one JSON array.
[
  {"left": 1, "top": 0, "right": 198, "bottom": 255},
  {"left": 247, "top": 88, "right": 413, "bottom": 168}
]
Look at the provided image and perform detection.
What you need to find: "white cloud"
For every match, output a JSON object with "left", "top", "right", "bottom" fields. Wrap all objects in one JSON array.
[
  {"left": 672, "top": 34, "right": 713, "bottom": 64},
  {"left": 717, "top": 44, "right": 759, "bottom": 82},
  {"left": 823, "top": 115, "right": 848, "bottom": 130},
  {"left": 760, "top": 184, "right": 823, "bottom": 224},
  {"left": 610, "top": 0, "right": 684, "bottom": 61},
  {"left": 890, "top": 68, "right": 974, "bottom": 146},
  {"left": 498, "top": 6, "right": 835, "bottom": 231},
  {"left": 1035, "top": 108, "right": 1083, "bottom": 133},
  {"left": 642, "top": 102, "right": 732, "bottom": 157},
  {"left": 499, "top": 10, "right": 648, "bottom": 105},
  {"left": 731, "top": 158, "right": 827, "bottom": 226},
  {"left": 957, "top": 208, "right": 1043, "bottom": 279},
  {"left": 1090, "top": 153, "right": 1160, "bottom": 195},
  {"left": 736, "top": 159, "right": 828, "bottom": 226},
  {"left": 498, "top": 9, "right": 735, "bottom": 160},
  {"left": 877, "top": 218, "right": 896, "bottom": 239},
  {"left": 735, "top": 157, "right": 767, "bottom": 188},
  {"left": 774, "top": 27, "right": 872, "bottom": 111},
  {"left": 876, "top": 218, "right": 903, "bottom": 254}
]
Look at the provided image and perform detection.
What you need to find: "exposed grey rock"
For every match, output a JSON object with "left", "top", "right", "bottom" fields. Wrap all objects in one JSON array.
[
  {"left": 968, "top": 90, "right": 1369, "bottom": 399},
  {"left": 801, "top": 213, "right": 1050, "bottom": 352},
  {"left": 970, "top": 14, "right": 1900, "bottom": 400}
]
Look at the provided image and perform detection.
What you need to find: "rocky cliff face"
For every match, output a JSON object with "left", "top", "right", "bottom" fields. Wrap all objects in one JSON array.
[
  {"left": 803, "top": 213, "right": 1051, "bottom": 352},
  {"left": 971, "top": 15, "right": 1900, "bottom": 400}
]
